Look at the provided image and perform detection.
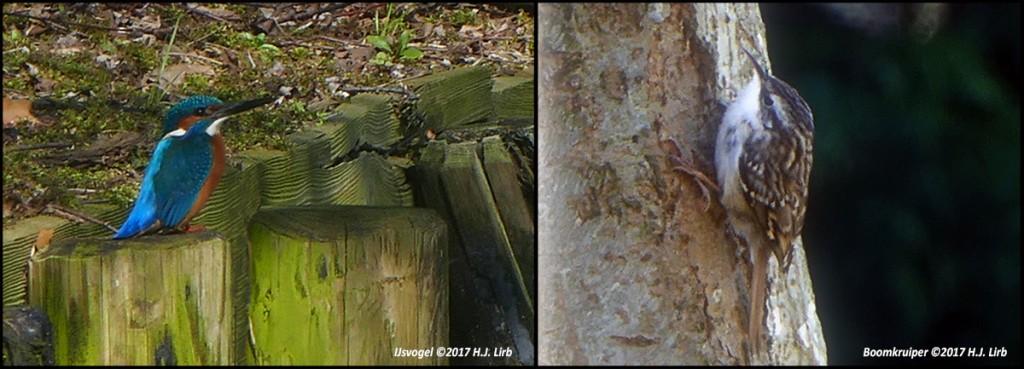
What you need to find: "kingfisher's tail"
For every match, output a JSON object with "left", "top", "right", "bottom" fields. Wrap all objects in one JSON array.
[{"left": 113, "top": 187, "right": 159, "bottom": 239}]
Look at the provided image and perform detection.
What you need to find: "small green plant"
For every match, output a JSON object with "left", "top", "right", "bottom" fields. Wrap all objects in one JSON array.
[
  {"left": 4, "top": 28, "right": 26, "bottom": 47},
  {"left": 449, "top": 8, "right": 479, "bottom": 26},
  {"left": 367, "top": 29, "right": 423, "bottom": 66},
  {"left": 289, "top": 100, "right": 307, "bottom": 114},
  {"left": 313, "top": 111, "right": 331, "bottom": 126},
  {"left": 239, "top": 32, "right": 279, "bottom": 52},
  {"left": 238, "top": 32, "right": 282, "bottom": 63},
  {"left": 290, "top": 46, "right": 311, "bottom": 60},
  {"left": 366, "top": 4, "right": 423, "bottom": 66}
]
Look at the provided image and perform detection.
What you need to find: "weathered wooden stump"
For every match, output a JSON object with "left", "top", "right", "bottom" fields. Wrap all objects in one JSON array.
[
  {"left": 247, "top": 205, "right": 448, "bottom": 365},
  {"left": 481, "top": 135, "right": 536, "bottom": 303},
  {"left": 28, "top": 232, "right": 238, "bottom": 365},
  {"left": 412, "top": 139, "right": 535, "bottom": 365}
]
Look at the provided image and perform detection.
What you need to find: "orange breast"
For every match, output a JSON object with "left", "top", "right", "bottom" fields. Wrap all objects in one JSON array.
[{"left": 179, "top": 134, "right": 226, "bottom": 228}]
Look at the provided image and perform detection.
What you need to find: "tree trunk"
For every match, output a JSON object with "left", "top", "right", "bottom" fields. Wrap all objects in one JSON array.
[{"left": 538, "top": 3, "right": 827, "bottom": 365}]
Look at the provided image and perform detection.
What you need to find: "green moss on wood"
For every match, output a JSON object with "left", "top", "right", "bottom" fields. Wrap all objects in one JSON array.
[
  {"left": 28, "top": 232, "right": 238, "bottom": 364},
  {"left": 492, "top": 76, "right": 534, "bottom": 121},
  {"left": 248, "top": 206, "right": 447, "bottom": 365},
  {"left": 406, "top": 65, "right": 495, "bottom": 131}
]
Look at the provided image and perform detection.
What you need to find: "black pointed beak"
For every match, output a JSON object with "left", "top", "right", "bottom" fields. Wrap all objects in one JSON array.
[
  {"left": 741, "top": 47, "right": 769, "bottom": 80},
  {"left": 211, "top": 96, "right": 275, "bottom": 120}
]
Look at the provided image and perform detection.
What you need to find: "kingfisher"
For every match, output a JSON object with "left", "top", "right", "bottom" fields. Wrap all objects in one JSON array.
[{"left": 113, "top": 95, "right": 273, "bottom": 239}]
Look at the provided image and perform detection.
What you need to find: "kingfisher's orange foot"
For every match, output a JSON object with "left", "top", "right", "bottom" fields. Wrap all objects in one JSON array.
[{"left": 184, "top": 225, "right": 207, "bottom": 233}]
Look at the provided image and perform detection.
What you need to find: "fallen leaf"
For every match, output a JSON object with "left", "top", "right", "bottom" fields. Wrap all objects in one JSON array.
[
  {"left": 35, "top": 228, "right": 55, "bottom": 251},
  {"left": 3, "top": 197, "right": 16, "bottom": 219},
  {"left": 3, "top": 97, "right": 42, "bottom": 127}
]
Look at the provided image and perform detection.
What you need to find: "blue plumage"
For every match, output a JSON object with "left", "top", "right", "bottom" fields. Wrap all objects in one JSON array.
[
  {"left": 114, "top": 95, "right": 272, "bottom": 239},
  {"left": 114, "top": 117, "right": 215, "bottom": 239}
]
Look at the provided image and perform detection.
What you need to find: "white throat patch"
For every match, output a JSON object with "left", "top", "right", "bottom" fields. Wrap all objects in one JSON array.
[{"left": 206, "top": 116, "right": 230, "bottom": 136}]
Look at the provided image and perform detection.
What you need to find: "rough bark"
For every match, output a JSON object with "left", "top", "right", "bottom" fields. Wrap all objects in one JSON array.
[{"left": 538, "top": 3, "right": 826, "bottom": 365}]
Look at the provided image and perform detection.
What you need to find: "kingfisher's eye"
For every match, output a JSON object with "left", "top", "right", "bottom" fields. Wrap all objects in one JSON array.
[
  {"left": 762, "top": 94, "right": 773, "bottom": 107},
  {"left": 195, "top": 107, "right": 208, "bottom": 116}
]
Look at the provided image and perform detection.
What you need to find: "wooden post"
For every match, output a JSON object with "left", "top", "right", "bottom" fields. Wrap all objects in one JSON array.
[
  {"left": 441, "top": 141, "right": 535, "bottom": 364},
  {"left": 247, "top": 206, "right": 448, "bottom": 365},
  {"left": 481, "top": 136, "right": 536, "bottom": 304},
  {"left": 407, "top": 65, "right": 495, "bottom": 131},
  {"left": 493, "top": 75, "right": 535, "bottom": 122},
  {"left": 28, "top": 232, "right": 237, "bottom": 365}
]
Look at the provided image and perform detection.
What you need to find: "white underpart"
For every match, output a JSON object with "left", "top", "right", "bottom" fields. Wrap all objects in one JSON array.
[
  {"left": 716, "top": 75, "right": 763, "bottom": 201},
  {"left": 206, "top": 116, "right": 230, "bottom": 136}
]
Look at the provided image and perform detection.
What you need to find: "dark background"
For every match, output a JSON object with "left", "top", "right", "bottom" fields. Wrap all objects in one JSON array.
[{"left": 761, "top": 3, "right": 1020, "bottom": 365}]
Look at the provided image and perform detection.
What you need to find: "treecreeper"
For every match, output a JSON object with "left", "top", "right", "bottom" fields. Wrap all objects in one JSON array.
[{"left": 715, "top": 47, "right": 814, "bottom": 360}]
